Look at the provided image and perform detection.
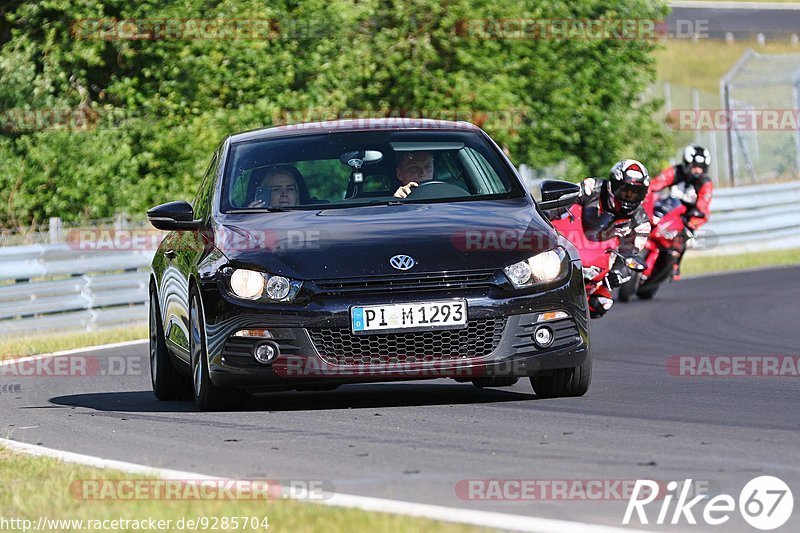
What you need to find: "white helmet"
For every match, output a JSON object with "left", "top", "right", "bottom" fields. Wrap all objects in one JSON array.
[{"left": 683, "top": 145, "right": 710, "bottom": 177}]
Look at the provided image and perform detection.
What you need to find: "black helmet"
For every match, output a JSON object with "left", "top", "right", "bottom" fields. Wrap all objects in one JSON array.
[
  {"left": 682, "top": 145, "right": 710, "bottom": 178},
  {"left": 605, "top": 159, "right": 650, "bottom": 216}
]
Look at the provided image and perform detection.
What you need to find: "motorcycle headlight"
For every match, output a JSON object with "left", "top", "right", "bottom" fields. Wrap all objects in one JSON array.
[
  {"left": 227, "top": 268, "right": 301, "bottom": 302},
  {"left": 503, "top": 247, "right": 568, "bottom": 289}
]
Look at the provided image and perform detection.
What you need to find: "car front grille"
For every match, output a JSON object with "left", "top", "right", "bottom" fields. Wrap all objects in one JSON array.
[
  {"left": 308, "top": 317, "right": 507, "bottom": 366},
  {"left": 313, "top": 270, "right": 496, "bottom": 295}
]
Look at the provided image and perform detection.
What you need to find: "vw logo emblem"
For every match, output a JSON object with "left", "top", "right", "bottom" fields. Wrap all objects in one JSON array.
[{"left": 390, "top": 255, "right": 416, "bottom": 271}]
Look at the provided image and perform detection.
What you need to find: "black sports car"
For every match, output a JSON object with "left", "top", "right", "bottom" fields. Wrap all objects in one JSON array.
[{"left": 148, "top": 119, "right": 588, "bottom": 410}]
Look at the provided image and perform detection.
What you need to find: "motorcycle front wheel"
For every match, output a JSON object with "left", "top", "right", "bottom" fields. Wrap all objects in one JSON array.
[
  {"left": 618, "top": 272, "right": 640, "bottom": 302},
  {"left": 636, "top": 284, "right": 660, "bottom": 300}
]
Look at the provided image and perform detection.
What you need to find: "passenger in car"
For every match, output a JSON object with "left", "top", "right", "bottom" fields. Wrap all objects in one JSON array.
[
  {"left": 393, "top": 151, "right": 434, "bottom": 198},
  {"left": 248, "top": 165, "right": 311, "bottom": 207}
]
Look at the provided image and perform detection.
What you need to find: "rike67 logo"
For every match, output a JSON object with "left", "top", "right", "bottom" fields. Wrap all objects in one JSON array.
[{"left": 624, "top": 476, "right": 794, "bottom": 530}]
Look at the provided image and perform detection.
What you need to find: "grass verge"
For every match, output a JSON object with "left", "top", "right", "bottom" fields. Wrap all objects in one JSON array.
[
  {"left": 683, "top": 247, "right": 800, "bottom": 275},
  {"left": 656, "top": 40, "right": 799, "bottom": 94},
  {"left": 0, "top": 325, "right": 147, "bottom": 359},
  {"left": 0, "top": 448, "right": 485, "bottom": 533}
]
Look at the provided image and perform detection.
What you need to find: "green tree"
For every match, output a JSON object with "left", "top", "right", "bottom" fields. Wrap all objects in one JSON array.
[{"left": 0, "top": 0, "right": 669, "bottom": 227}]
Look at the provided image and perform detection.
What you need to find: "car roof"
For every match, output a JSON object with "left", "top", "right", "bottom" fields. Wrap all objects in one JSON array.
[{"left": 227, "top": 118, "right": 483, "bottom": 144}]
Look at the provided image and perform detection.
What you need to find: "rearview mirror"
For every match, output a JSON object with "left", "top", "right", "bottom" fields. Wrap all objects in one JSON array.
[
  {"left": 538, "top": 180, "right": 581, "bottom": 210},
  {"left": 339, "top": 150, "right": 384, "bottom": 168},
  {"left": 147, "top": 201, "right": 201, "bottom": 231}
]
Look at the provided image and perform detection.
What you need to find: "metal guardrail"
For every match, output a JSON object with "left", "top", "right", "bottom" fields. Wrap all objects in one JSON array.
[
  {"left": 1, "top": 181, "right": 798, "bottom": 336},
  {"left": 695, "top": 181, "right": 800, "bottom": 254},
  {"left": 0, "top": 245, "right": 154, "bottom": 336}
]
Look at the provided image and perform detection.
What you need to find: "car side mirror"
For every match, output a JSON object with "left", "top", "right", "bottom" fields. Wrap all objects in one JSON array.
[
  {"left": 147, "top": 201, "right": 201, "bottom": 231},
  {"left": 538, "top": 180, "right": 581, "bottom": 210}
]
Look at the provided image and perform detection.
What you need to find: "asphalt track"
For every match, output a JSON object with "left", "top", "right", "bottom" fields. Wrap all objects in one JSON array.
[
  {"left": 667, "top": 3, "right": 800, "bottom": 39},
  {"left": 1, "top": 266, "right": 799, "bottom": 531}
]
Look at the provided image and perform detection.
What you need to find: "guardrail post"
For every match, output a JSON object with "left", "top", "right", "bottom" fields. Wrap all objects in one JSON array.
[
  {"left": 722, "top": 83, "right": 735, "bottom": 186},
  {"left": 114, "top": 213, "right": 129, "bottom": 230},
  {"left": 48, "top": 217, "right": 62, "bottom": 244},
  {"left": 794, "top": 79, "right": 800, "bottom": 174}
]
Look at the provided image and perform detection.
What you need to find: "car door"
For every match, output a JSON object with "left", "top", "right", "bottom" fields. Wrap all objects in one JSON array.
[{"left": 160, "top": 149, "right": 220, "bottom": 362}]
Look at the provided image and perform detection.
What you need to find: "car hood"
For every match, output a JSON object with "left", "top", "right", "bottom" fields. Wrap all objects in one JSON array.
[{"left": 212, "top": 199, "right": 558, "bottom": 279}]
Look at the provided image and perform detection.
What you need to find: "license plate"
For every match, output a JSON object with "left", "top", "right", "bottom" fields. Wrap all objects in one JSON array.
[{"left": 351, "top": 300, "right": 467, "bottom": 334}]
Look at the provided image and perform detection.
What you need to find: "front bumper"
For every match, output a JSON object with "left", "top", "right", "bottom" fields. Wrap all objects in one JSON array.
[{"left": 200, "top": 261, "right": 589, "bottom": 389}]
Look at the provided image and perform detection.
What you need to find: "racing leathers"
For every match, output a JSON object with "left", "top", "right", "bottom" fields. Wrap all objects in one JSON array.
[
  {"left": 551, "top": 177, "right": 651, "bottom": 318},
  {"left": 650, "top": 164, "right": 713, "bottom": 275}
]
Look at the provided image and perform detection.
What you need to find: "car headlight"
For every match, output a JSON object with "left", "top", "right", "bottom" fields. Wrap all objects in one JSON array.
[
  {"left": 230, "top": 269, "right": 265, "bottom": 299},
  {"left": 227, "top": 268, "right": 301, "bottom": 302},
  {"left": 503, "top": 247, "right": 568, "bottom": 288}
]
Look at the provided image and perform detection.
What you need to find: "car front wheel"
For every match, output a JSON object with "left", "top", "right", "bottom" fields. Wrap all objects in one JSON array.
[
  {"left": 190, "top": 290, "right": 226, "bottom": 411},
  {"left": 529, "top": 356, "right": 592, "bottom": 398},
  {"left": 150, "top": 291, "right": 184, "bottom": 400}
]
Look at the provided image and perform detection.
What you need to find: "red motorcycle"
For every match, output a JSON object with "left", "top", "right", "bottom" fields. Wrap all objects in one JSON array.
[
  {"left": 551, "top": 203, "right": 645, "bottom": 318},
  {"left": 618, "top": 194, "right": 705, "bottom": 301}
]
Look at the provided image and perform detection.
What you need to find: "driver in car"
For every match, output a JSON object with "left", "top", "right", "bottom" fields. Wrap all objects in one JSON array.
[
  {"left": 393, "top": 151, "right": 434, "bottom": 198},
  {"left": 248, "top": 165, "right": 308, "bottom": 208}
]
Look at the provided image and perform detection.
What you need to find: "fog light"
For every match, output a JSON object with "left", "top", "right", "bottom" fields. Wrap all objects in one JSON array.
[
  {"left": 533, "top": 326, "right": 554, "bottom": 348},
  {"left": 254, "top": 342, "right": 279, "bottom": 364}
]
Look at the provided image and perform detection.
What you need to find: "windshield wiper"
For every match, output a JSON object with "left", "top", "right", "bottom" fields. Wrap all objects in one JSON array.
[
  {"left": 361, "top": 200, "right": 404, "bottom": 207},
  {"left": 227, "top": 206, "right": 297, "bottom": 213}
]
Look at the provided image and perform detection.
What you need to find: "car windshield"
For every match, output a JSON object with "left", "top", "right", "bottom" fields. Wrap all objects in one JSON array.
[{"left": 220, "top": 130, "right": 522, "bottom": 212}]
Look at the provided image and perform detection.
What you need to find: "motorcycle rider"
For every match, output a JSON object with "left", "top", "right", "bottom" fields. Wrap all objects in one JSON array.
[
  {"left": 551, "top": 159, "right": 651, "bottom": 318},
  {"left": 649, "top": 145, "right": 713, "bottom": 279}
]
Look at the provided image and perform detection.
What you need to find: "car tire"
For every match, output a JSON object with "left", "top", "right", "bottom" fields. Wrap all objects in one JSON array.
[
  {"left": 150, "top": 291, "right": 184, "bottom": 400},
  {"left": 190, "top": 290, "right": 226, "bottom": 411},
  {"left": 529, "top": 356, "right": 592, "bottom": 398},
  {"left": 617, "top": 272, "right": 640, "bottom": 303}
]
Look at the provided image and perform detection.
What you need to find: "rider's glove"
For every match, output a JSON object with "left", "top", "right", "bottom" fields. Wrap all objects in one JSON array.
[
  {"left": 613, "top": 221, "right": 632, "bottom": 238},
  {"left": 607, "top": 267, "right": 632, "bottom": 288}
]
